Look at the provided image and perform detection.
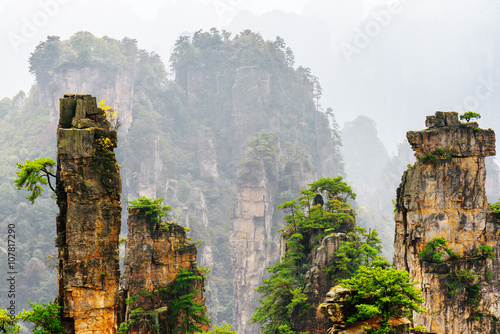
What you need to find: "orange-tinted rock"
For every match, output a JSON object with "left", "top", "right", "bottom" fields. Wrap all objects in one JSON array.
[
  {"left": 56, "top": 94, "right": 121, "bottom": 334},
  {"left": 119, "top": 208, "right": 207, "bottom": 333},
  {"left": 394, "top": 111, "right": 500, "bottom": 333}
]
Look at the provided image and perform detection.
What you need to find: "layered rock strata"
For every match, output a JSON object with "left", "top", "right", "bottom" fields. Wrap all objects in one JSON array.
[
  {"left": 56, "top": 94, "right": 121, "bottom": 333},
  {"left": 119, "top": 207, "right": 207, "bottom": 333},
  {"left": 393, "top": 111, "right": 500, "bottom": 333}
]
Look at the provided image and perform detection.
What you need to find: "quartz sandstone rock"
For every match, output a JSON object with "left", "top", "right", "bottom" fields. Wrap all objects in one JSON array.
[
  {"left": 393, "top": 111, "right": 500, "bottom": 333},
  {"left": 56, "top": 94, "right": 121, "bottom": 334},
  {"left": 119, "top": 207, "right": 207, "bottom": 333}
]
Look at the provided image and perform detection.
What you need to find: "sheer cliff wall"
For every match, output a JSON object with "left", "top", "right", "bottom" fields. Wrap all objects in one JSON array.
[
  {"left": 393, "top": 111, "right": 500, "bottom": 333},
  {"left": 56, "top": 94, "right": 122, "bottom": 333}
]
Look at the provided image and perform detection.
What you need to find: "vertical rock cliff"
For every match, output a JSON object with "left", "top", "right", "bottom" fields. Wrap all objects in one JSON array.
[
  {"left": 119, "top": 207, "right": 207, "bottom": 333},
  {"left": 393, "top": 111, "right": 500, "bottom": 333},
  {"left": 56, "top": 94, "right": 121, "bottom": 333}
]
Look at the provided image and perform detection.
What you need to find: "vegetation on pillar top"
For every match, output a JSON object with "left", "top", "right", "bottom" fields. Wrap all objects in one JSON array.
[
  {"left": 13, "top": 157, "right": 56, "bottom": 204},
  {"left": 127, "top": 196, "right": 171, "bottom": 226},
  {"left": 459, "top": 111, "right": 481, "bottom": 123}
]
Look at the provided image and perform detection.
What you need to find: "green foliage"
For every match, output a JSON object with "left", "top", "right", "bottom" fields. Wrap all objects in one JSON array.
[
  {"left": 341, "top": 266, "right": 424, "bottom": 330},
  {"left": 473, "top": 245, "right": 495, "bottom": 259},
  {"left": 419, "top": 237, "right": 459, "bottom": 263},
  {"left": 418, "top": 148, "right": 452, "bottom": 165},
  {"left": 419, "top": 153, "right": 437, "bottom": 165},
  {"left": 127, "top": 196, "right": 171, "bottom": 225},
  {"left": 166, "top": 269, "right": 210, "bottom": 333},
  {"left": 447, "top": 270, "right": 481, "bottom": 311},
  {"left": 18, "top": 302, "right": 68, "bottom": 334},
  {"left": 0, "top": 309, "right": 19, "bottom": 333},
  {"left": 29, "top": 33, "right": 139, "bottom": 85},
  {"left": 14, "top": 158, "right": 56, "bottom": 204},
  {"left": 251, "top": 178, "right": 384, "bottom": 333},
  {"left": 459, "top": 111, "right": 481, "bottom": 122},
  {"left": 327, "top": 228, "right": 389, "bottom": 280},
  {"left": 195, "top": 323, "right": 237, "bottom": 334},
  {"left": 489, "top": 198, "right": 500, "bottom": 214}
]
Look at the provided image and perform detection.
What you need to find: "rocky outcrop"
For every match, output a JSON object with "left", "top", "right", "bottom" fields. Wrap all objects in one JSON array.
[
  {"left": 393, "top": 111, "right": 500, "bottom": 333},
  {"left": 119, "top": 207, "right": 207, "bottom": 333},
  {"left": 230, "top": 161, "right": 280, "bottom": 334},
  {"left": 320, "top": 286, "right": 411, "bottom": 334},
  {"left": 41, "top": 68, "right": 135, "bottom": 132},
  {"left": 56, "top": 94, "right": 122, "bottom": 334}
]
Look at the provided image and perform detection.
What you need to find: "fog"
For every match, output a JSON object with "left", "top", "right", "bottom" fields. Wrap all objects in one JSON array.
[{"left": 2, "top": 0, "right": 499, "bottom": 153}]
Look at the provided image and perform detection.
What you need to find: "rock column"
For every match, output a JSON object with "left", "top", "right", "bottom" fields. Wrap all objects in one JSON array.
[
  {"left": 394, "top": 111, "right": 500, "bottom": 333},
  {"left": 56, "top": 94, "right": 121, "bottom": 333}
]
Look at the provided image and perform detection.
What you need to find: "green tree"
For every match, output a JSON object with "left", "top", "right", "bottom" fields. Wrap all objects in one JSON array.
[
  {"left": 0, "top": 309, "right": 19, "bottom": 334},
  {"left": 251, "top": 178, "right": 385, "bottom": 333},
  {"left": 18, "top": 302, "right": 68, "bottom": 334},
  {"left": 459, "top": 111, "right": 481, "bottom": 122},
  {"left": 166, "top": 269, "right": 210, "bottom": 333},
  {"left": 341, "top": 266, "right": 424, "bottom": 333},
  {"left": 14, "top": 158, "right": 56, "bottom": 204}
]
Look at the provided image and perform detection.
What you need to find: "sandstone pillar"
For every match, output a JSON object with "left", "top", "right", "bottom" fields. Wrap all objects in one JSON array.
[
  {"left": 394, "top": 111, "right": 500, "bottom": 333},
  {"left": 56, "top": 94, "right": 121, "bottom": 333}
]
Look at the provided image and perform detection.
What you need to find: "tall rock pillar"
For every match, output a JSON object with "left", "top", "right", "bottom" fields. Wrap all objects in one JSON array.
[
  {"left": 394, "top": 111, "right": 500, "bottom": 333},
  {"left": 119, "top": 207, "right": 208, "bottom": 333},
  {"left": 56, "top": 94, "right": 121, "bottom": 333}
]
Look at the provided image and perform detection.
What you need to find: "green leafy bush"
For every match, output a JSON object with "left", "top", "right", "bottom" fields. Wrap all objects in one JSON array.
[
  {"left": 418, "top": 148, "right": 452, "bottom": 165},
  {"left": 419, "top": 237, "right": 459, "bottom": 263},
  {"left": 14, "top": 157, "right": 56, "bottom": 204},
  {"left": 127, "top": 196, "right": 171, "bottom": 225},
  {"left": 18, "top": 302, "right": 68, "bottom": 334},
  {"left": 447, "top": 270, "right": 481, "bottom": 311},
  {"left": 473, "top": 245, "right": 495, "bottom": 259},
  {"left": 341, "top": 266, "right": 424, "bottom": 332}
]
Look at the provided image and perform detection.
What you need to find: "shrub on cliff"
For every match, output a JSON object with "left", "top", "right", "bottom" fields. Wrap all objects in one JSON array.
[
  {"left": 251, "top": 177, "right": 386, "bottom": 333},
  {"left": 14, "top": 157, "right": 56, "bottom": 204},
  {"left": 341, "top": 266, "right": 424, "bottom": 333}
]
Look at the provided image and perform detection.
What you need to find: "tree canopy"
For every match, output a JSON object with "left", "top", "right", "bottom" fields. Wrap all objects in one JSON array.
[
  {"left": 14, "top": 158, "right": 56, "bottom": 204},
  {"left": 251, "top": 178, "right": 386, "bottom": 333}
]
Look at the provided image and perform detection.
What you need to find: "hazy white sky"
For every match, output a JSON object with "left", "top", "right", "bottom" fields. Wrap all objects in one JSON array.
[{"left": 0, "top": 0, "right": 387, "bottom": 98}]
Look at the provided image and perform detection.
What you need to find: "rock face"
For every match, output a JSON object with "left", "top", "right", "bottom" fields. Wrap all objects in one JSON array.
[
  {"left": 393, "top": 111, "right": 500, "bottom": 333},
  {"left": 230, "top": 146, "right": 281, "bottom": 334},
  {"left": 119, "top": 207, "right": 207, "bottom": 333},
  {"left": 56, "top": 94, "right": 122, "bottom": 334},
  {"left": 42, "top": 68, "right": 135, "bottom": 132}
]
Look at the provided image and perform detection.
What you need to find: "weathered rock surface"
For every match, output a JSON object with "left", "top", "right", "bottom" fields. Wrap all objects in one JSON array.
[
  {"left": 320, "top": 286, "right": 411, "bottom": 334},
  {"left": 230, "top": 172, "right": 279, "bottom": 334},
  {"left": 119, "top": 207, "right": 207, "bottom": 334},
  {"left": 393, "top": 111, "right": 500, "bottom": 333},
  {"left": 56, "top": 94, "right": 121, "bottom": 334}
]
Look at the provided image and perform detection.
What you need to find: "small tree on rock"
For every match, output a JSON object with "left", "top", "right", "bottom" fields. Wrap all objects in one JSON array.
[{"left": 459, "top": 111, "right": 481, "bottom": 123}]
